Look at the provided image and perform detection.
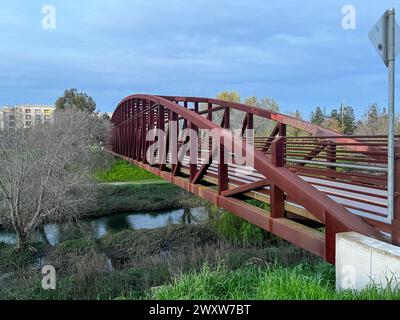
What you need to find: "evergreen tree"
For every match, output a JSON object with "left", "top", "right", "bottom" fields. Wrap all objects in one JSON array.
[
  {"left": 330, "top": 109, "right": 340, "bottom": 122},
  {"left": 311, "top": 106, "right": 325, "bottom": 125},
  {"left": 367, "top": 103, "right": 379, "bottom": 128},
  {"left": 342, "top": 106, "right": 356, "bottom": 135}
]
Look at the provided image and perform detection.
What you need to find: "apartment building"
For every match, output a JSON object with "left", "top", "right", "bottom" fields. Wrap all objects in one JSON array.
[{"left": 0, "top": 105, "right": 55, "bottom": 129}]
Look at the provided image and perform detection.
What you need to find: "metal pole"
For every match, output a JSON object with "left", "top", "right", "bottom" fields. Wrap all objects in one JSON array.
[{"left": 388, "top": 8, "right": 396, "bottom": 222}]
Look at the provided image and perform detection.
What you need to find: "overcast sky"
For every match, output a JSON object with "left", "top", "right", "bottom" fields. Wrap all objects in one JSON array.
[{"left": 0, "top": 0, "right": 399, "bottom": 118}]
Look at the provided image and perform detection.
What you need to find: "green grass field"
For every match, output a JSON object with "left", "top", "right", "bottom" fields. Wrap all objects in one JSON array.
[
  {"left": 94, "top": 159, "right": 161, "bottom": 183},
  {"left": 151, "top": 263, "right": 400, "bottom": 300}
]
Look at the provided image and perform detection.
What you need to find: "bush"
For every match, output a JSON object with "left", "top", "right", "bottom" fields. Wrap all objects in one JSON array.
[
  {"left": 52, "top": 237, "right": 98, "bottom": 256},
  {"left": 0, "top": 245, "right": 35, "bottom": 272}
]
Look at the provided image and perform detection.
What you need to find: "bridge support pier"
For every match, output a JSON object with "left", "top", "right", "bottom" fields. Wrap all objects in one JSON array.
[{"left": 336, "top": 232, "right": 400, "bottom": 291}]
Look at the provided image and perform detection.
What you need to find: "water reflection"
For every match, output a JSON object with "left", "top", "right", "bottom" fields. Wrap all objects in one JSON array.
[{"left": 0, "top": 207, "right": 207, "bottom": 246}]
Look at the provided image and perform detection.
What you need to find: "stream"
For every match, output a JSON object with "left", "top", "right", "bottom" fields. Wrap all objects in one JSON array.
[{"left": 0, "top": 207, "right": 207, "bottom": 246}]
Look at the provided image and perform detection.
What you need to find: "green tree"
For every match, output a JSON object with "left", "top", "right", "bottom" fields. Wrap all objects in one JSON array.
[
  {"left": 244, "top": 96, "right": 258, "bottom": 107},
  {"left": 342, "top": 106, "right": 356, "bottom": 135},
  {"left": 330, "top": 109, "right": 340, "bottom": 123},
  {"left": 243, "top": 96, "right": 280, "bottom": 136},
  {"left": 355, "top": 103, "right": 395, "bottom": 135},
  {"left": 216, "top": 91, "right": 241, "bottom": 103},
  {"left": 311, "top": 107, "right": 325, "bottom": 125},
  {"left": 55, "top": 89, "right": 96, "bottom": 113},
  {"left": 367, "top": 103, "right": 379, "bottom": 129}
]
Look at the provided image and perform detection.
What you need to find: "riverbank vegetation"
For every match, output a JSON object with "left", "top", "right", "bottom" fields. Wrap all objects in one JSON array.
[
  {"left": 1, "top": 90, "right": 399, "bottom": 301},
  {"left": 84, "top": 183, "right": 189, "bottom": 218},
  {"left": 151, "top": 262, "right": 400, "bottom": 300},
  {"left": 1, "top": 216, "right": 399, "bottom": 300},
  {"left": 94, "top": 159, "right": 161, "bottom": 183}
]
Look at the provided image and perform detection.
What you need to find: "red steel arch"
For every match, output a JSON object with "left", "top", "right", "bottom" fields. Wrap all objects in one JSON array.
[{"left": 110, "top": 94, "right": 399, "bottom": 264}]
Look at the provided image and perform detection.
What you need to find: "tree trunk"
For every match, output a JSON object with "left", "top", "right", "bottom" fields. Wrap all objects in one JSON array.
[{"left": 15, "top": 229, "right": 28, "bottom": 250}]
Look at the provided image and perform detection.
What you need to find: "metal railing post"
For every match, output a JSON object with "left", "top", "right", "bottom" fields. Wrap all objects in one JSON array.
[
  {"left": 271, "top": 136, "right": 285, "bottom": 218},
  {"left": 327, "top": 141, "right": 337, "bottom": 172},
  {"left": 218, "top": 108, "right": 230, "bottom": 195}
]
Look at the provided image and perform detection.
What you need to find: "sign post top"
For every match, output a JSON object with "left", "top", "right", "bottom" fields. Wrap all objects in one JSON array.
[{"left": 368, "top": 8, "right": 400, "bottom": 67}]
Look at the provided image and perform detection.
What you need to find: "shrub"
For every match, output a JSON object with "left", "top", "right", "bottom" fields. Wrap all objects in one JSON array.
[{"left": 0, "top": 246, "right": 35, "bottom": 272}]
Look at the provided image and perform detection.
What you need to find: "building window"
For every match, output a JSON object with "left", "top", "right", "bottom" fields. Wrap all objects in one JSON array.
[
  {"left": 35, "top": 109, "right": 41, "bottom": 114},
  {"left": 9, "top": 115, "right": 15, "bottom": 121},
  {"left": 25, "top": 121, "right": 32, "bottom": 127},
  {"left": 35, "top": 115, "right": 42, "bottom": 121},
  {"left": 44, "top": 110, "right": 51, "bottom": 115},
  {"left": 25, "top": 115, "right": 32, "bottom": 120},
  {"left": 9, "top": 121, "right": 15, "bottom": 127},
  {"left": 25, "top": 109, "right": 31, "bottom": 114}
]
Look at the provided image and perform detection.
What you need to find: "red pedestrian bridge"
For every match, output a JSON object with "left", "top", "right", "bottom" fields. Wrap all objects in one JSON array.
[{"left": 109, "top": 94, "right": 400, "bottom": 263}]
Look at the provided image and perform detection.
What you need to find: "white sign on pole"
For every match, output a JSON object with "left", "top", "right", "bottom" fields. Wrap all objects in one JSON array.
[{"left": 368, "top": 11, "right": 400, "bottom": 67}]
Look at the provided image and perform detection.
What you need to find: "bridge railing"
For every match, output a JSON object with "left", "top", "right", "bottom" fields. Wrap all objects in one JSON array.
[
  {"left": 109, "top": 94, "right": 400, "bottom": 261},
  {"left": 249, "top": 135, "right": 399, "bottom": 242}
]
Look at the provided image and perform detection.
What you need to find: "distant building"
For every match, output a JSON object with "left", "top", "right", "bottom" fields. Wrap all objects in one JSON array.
[
  {"left": 0, "top": 105, "right": 55, "bottom": 129},
  {"left": 96, "top": 111, "right": 113, "bottom": 120}
]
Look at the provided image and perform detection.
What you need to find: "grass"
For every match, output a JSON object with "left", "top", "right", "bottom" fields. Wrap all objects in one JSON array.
[
  {"left": 2, "top": 224, "right": 399, "bottom": 301},
  {"left": 94, "top": 159, "right": 161, "bottom": 183},
  {"left": 207, "top": 204, "right": 270, "bottom": 246},
  {"left": 0, "top": 224, "right": 320, "bottom": 300},
  {"left": 151, "top": 262, "right": 400, "bottom": 300},
  {"left": 86, "top": 183, "right": 186, "bottom": 217},
  {"left": 0, "top": 244, "right": 36, "bottom": 273}
]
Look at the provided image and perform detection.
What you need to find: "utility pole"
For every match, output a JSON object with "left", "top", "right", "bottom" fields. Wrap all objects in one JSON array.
[{"left": 340, "top": 100, "right": 345, "bottom": 129}]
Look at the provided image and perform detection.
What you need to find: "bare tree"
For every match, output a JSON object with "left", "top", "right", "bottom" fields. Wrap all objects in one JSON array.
[
  {"left": 355, "top": 104, "right": 400, "bottom": 136},
  {"left": 209, "top": 92, "right": 281, "bottom": 136},
  {"left": 0, "top": 109, "right": 106, "bottom": 249}
]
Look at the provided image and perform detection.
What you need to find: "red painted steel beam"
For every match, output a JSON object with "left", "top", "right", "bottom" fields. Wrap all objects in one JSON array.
[
  {"left": 110, "top": 151, "right": 326, "bottom": 260},
  {"left": 299, "top": 142, "right": 328, "bottom": 164},
  {"left": 111, "top": 94, "right": 386, "bottom": 246},
  {"left": 153, "top": 96, "right": 385, "bottom": 159},
  {"left": 221, "top": 179, "right": 270, "bottom": 197}
]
